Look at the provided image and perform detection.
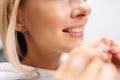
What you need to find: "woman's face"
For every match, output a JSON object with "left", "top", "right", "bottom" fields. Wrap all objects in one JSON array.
[{"left": 21, "top": 0, "right": 91, "bottom": 53}]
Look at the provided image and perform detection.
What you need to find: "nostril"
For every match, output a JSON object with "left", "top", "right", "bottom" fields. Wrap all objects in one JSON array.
[{"left": 76, "top": 14, "right": 86, "bottom": 17}]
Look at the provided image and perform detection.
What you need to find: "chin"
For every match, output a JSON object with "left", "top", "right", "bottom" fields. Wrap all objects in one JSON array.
[{"left": 60, "top": 45, "right": 77, "bottom": 53}]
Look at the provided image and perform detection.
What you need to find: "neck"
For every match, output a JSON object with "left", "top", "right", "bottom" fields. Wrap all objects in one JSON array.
[{"left": 22, "top": 34, "right": 61, "bottom": 70}]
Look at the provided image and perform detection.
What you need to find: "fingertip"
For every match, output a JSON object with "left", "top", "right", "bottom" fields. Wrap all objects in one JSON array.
[
  {"left": 87, "top": 38, "right": 102, "bottom": 47},
  {"left": 110, "top": 46, "right": 120, "bottom": 54}
]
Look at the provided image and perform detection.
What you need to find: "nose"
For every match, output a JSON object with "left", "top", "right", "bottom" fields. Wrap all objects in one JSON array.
[{"left": 71, "top": 2, "right": 91, "bottom": 19}]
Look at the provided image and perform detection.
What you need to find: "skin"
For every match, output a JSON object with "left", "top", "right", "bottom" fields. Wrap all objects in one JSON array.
[
  {"left": 17, "top": 0, "right": 91, "bottom": 69},
  {"left": 53, "top": 41, "right": 118, "bottom": 80},
  {"left": 16, "top": 0, "right": 119, "bottom": 80}
]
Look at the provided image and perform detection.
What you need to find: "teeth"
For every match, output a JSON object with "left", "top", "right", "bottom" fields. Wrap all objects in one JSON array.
[{"left": 68, "top": 28, "right": 82, "bottom": 33}]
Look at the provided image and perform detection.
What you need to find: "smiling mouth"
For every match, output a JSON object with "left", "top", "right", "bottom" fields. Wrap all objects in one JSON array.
[{"left": 63, "top": 26, "right": 84, "bottom": 38}]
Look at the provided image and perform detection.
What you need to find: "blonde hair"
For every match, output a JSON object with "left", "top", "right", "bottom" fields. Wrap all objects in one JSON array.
[{"left": 0, "top": 0, "right": 37, "bottom": 73}]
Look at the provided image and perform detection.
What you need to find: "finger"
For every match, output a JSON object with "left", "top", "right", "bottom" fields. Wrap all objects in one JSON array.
[
  {"left": 65, "top": 49, "right": 108, "bottom": 77},
  {"left": 54, "top": 51, "right": 87, "bottom": 80},
  {"left": 111, "top": 58, "right": 120, "bottom": 70},
  {"left": 112, "top": 54, "right": 120, "bottom": 62},
  {"left": 99, "top": 64, "right": 117, "bottom": 80},
  {"left": 110, "top": 46, "right": 120, "bottom": 54},
  {"left": 66, "top": 56, "right": 86, "bottom": 80},
  {"left": 110, "top": 46, "right": 120, "bottom": 61},
  {"left": 54, "top": 49, "right": 107, "bottom": 80},
  {"left": 85, "top": 38, "right": 112, "bottom": 52},
  {"left": 81, "top": 58, "right": 104, "bottom": 80},
  {"left": 86, "top": 37, "right": 112, "bottom": 47},
  {"left": 71, "top": 46, "right": 109, "bottom": 63},
  {"left": 100, "top": 37, "right": 117, "bottom": 46},
  {"left": 53, "top": 57, "right": 70, "bottom": 80},
  {"left": 85, "top": 38, "right": 103, "bottom": 48}
]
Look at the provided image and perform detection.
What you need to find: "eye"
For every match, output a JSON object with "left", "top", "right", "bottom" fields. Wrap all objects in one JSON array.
[{"left": 84, "top": 0, "right": 87, "bottom": 1}]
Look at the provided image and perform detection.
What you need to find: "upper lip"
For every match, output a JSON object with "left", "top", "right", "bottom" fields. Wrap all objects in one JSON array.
[{"left": 63, "top": 24, "right": 84, "bottom": 32}]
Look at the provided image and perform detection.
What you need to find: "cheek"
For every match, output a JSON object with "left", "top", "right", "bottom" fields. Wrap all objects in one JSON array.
[
  {"left": 24, "top": 5, "right": 69, "bottom": 31},
  {"left": 24, "top": 5, "right": 70, "bottom": 40},
  {"left": 23, "top": 5, "right": 71, "bottom": 50}
]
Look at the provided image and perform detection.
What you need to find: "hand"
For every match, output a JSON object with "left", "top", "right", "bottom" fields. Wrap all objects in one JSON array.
[
  {"left": 101, "top": 37, "right": 120, "bottom": 70},
  {"left": 53, "top": 40, "right": 117, "bottom": 80},
  {"left": 109, "top": 45, "right": 120, "bottom": 70},
  {"left": 92, "top": 37, "right": 120, "bottom": 70}
]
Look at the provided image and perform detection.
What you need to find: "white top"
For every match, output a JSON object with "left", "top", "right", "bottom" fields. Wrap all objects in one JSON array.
[{"left": 0, "top": 62, "right": 55, "bottom": 80}]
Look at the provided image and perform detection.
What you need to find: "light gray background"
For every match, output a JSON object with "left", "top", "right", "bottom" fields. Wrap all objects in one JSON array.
[{"left": 85, "top": 0, "right": 120, "bottom": 44}]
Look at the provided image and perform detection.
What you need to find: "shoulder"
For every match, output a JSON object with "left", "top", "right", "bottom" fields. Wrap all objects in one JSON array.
[
  {"left": 0, "top": 62, "right": 29, "bottom": 80},
  {"left": 0, "top": 62, "right": 20, "bottom": 80},
  {"left": 0, "top": 62, "right": 14, "bottom": 69},
  {"left": 0, "top": 62, "right": 41, "bottom": 80},
  {"left": 0, "top": 62, "right": 19, "bottom": 73},
  {"left": 0, "top": 62, "right": 17, "bottom": 73}
]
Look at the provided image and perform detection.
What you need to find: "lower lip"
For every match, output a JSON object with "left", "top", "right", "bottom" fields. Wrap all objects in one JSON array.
[{"left": 64, "top": 32, "right": 84, "bottom": 38}]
